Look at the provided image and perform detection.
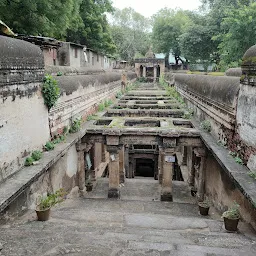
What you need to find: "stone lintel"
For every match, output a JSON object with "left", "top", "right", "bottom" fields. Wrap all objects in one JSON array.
[
  {"left": 76, "top": 142, "right": 93, "bottom": 152},
  {"left": 106, "top": 135, "right": 120, "bottom": 146},
  {"left": 178, "top": 137, "right": 203, "bottom": 147},
  {"left": 106, "top": 145, "right": 121, "bottom": 154},
  {"left": 162, "top": 138, "right": 177, "bottom": 148}
]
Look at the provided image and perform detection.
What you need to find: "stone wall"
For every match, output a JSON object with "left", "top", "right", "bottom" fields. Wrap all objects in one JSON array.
[
  {"left": 0, "top": 36, "right": 50, "bottom": 183},
  {"left": 49, "top": 71, "right": 136, "bottom": 135}
]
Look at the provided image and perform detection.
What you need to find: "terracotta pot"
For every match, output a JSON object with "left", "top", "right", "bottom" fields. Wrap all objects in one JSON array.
[
  {"left": 86, "top": 184, "right": 93, "bottom": 192},
  {"left": 36, "top": 207, "right": 51, "bottom": 221},
  {"left": 199, "top": 205, "right": 210, "bottom": 216},
  {"left": 224, "top": 217, "right": 239, "bottom": 231}
]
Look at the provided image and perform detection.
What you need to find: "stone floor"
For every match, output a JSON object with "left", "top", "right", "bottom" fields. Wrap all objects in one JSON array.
[{"left": 0, "top": 178, "right": 255, "bottom": 256}]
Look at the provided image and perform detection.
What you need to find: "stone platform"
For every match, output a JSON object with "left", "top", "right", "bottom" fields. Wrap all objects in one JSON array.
[{"left": 0, "top": 178, "right": 255, "bottom": 256}]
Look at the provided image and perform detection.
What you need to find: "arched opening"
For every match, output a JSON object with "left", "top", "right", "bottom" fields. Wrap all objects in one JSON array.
[
  {"left": 135, "top": 158, "right": 155, "bottom": 177},
  {"left": 157, "top": 65, "right": 161, "bottom": 78}
]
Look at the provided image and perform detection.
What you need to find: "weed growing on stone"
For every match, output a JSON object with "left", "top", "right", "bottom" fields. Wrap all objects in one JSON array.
[
  {"left": 31, "top": 150, "right": 42, "bottom": 161},
  {"left": 44, "top": 141, "right": 55, "bottom": 151},
  {"left": 98, "top": 102, "right": 105, "bottom": 111},
  {"left": 24, "top": 157, "right": 34, "bottom": 166},
  {"left": 116, "top": 91, "right": 122, "bottom": 99},
  {"left": 200, "top": 120, "right": 212, "bottom": 132},
  {"left": 87, "top": 114, "right": 98, "bottom": 121},
  {"left": 69, "top": 118, "right": 82, "bottom": 133},
  {"left": 229, "top": 151, "right": 244, "bottom": 165},
  {"left": 248, "top": 171, "right": 256, "bottom": 180},
  {"left": 42, "top": 75, "right": 60, "bottom": 110}
]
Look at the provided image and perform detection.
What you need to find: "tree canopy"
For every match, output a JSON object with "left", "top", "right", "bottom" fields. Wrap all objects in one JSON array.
[{"left": 109, "top": 7, "right": 151, "bottom": 61}]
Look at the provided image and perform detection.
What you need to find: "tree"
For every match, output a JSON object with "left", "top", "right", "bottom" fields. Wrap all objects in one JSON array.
[
  {"left": 109, "top": 7, "right": 151, "bottom": 60},
  {"left": 217, "top": 2, "right": 256, "bottom": 65},
  {"left": 0, "top": 0, "right": 82, "bottom": 39},
  {"left": 151, "top": 8, "right": 192, "bottom": 65},
  {"left": 66, "top": 0, "right": 116, "bottom": 55},
  {"left": 179, "top": 24, "right": 217, "bottom": 71}
]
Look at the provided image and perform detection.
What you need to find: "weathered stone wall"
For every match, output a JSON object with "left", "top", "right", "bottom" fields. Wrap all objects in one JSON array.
[
  {"left": 173, "top": 74, "right": 240, "bottom": 140},
  {"left": 49, "top": 71, "right": 137, "bottom": 135},
  {"left": 205, "top": 154, "right": 256, "bottom": 230},
  {"left": 0, "top": 36, "right": 50, "bottom": 183}
]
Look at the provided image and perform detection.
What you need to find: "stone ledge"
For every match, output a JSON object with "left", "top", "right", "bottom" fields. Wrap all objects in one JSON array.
[
  {"left": 0, "top": 125, "right": 88, "bottom": 213},
  {"left": 191, "top": 120, "right": 256, "bottom": 207}
]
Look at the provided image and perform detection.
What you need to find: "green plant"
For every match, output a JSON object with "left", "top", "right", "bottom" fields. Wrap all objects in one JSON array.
[
  {"left": 31, "top": 150, "right": 42, "bottom": 161},
  {"left": 137, "top": 77, "right": 147, "bottom": 83},
  {"left": 235, "top": 156, "right": 243, "bottom": 165},
  {"left": 69, "top": 118, "right": 82, "bottom": 133},
  {"left": 37, "top": 189, "right": 66, "bottom": 211},
  {"left": 42, "top": 75, "right": 60, "bottom": 110},
  {"left": 198, "top": 200, "right": 210, "bottom": 208},
  {"left": 63, "top": 126, "right": 69, "bottom": 135},
  {"left": 222, "top": 202, "right": 240, "bottom": 219},
  {"left": 44, "top": 141, "right": 55, "bottom": 151},
  {"left": 115, "top": 91, "right": 122, "bottom": 99},
  {"left": 200, "top": 120, "right": 212, "bottom": 132},
  {"left": 87, "top": 114, "right": 97, "bottom": 121},
  {"left": 24, "top": 157, "right": 34, "bottom": 166},
  {"left": 56, "top": 71, "right": 63, "bottom": 76},
  {"left": 248, "top": 171, "right": 256, "bottom": 180},
  {"left": 98, "top": 102, "right": 105, "bottom": 111}
]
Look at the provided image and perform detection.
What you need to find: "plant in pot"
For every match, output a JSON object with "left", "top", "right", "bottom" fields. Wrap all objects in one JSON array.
[
  {"left": 85, "top": 178, "right": 93, "bottom": 192},
  {"left": 190, "top": 186, "right": 197, "bottom": 197},
  {"left": 198, "top": 200, "right": 210, "bottom": 216},
  {"left": 36, "top": 189, "right": 66, "bottom": 221},
  {"left": 222, "top": 201, "right": 240, "bottom": 232}
]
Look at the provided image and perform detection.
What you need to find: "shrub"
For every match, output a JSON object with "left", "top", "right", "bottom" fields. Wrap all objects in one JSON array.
[
  {"left": 45, "top": 141, "right": 55, "bottom": 151},
  {"left": 200, "top": 120, "right": 212, "bottom": 132},
  {"left": 37, "top": 189, "right": 66, "bottom": 211},
  {"left": 222, "top": 202, "right": 240, "bottom": 219},
  {"left": 98, "top": 102, "right": 105, "bottom": 111},
  {"left": 42, "top": 75, "right": 60, "bottom": 110},
  {"left": 69, "top": 118, "right": 82, "bottom": 133},
  {"left": 25, "top": 157, "right": 34, "bottom": 166},
  {"left": 31, "top": 150, "right": 42, "bottom": 161}
]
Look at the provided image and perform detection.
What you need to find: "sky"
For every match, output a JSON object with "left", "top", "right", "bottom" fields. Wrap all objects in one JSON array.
[{"left": 111, "top": 0, "right": 202, "bottom": 17}]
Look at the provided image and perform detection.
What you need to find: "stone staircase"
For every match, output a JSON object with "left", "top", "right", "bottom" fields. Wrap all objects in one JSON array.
[{"left": 0, "top": 178, "right": 255, "bottom": 256}]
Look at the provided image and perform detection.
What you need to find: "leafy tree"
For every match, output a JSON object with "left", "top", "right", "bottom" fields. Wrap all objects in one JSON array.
[
  {"left": 109, "top": 7, "right": 151, "bottom": 60},
  {"left": 152, "top": 8, "right": 192, "bottom": 65},
  {"left": 0, "top": 0, "right": 82, "bottom": 39},
  {"left": 179, "top": 22, "right": 218, "bottom": 71},
  {"left": 66, "top": 0, "right": 116, "bottom": 55},
  {"left": 216, "top": 2, "right": 256, "bottom": 65}
]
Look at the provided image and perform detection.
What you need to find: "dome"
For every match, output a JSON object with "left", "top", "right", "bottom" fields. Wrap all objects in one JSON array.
[{"left": 0, "top": 35, "right": 44, "bottom": 70}]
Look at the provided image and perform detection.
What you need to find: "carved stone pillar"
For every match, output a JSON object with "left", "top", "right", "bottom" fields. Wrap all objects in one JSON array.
[
  {"left": 107, "top": 145, "right": 120, "bottom": 199},
  {"left": 158, "top": 147, "right": 163, "bottom": 184},
  {"left": 181, "top": 146, "right": 187, "bottom": 165},
  {"left": 153, "top": 66, "right": 157, "bottom": 82},
  {"left": 143, "top": 66, "right": 146, "bottom": 78},
  {"left": 76, "top": 142, "right": 92, "bottom": 193},
  {"left": 124, "top": 145, "right": 129, "bottom": 178},
  {"left": 119, "top": 145, "right": 125, "bottom": 183},
  {"left": 161, "top": 149, "right": 175, "bottom": 202},
  {"left": 194, "top": 148, "right": 207, "bottom": 202}
]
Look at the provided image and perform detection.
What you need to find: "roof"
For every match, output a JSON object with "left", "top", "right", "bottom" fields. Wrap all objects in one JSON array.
[{"left": 17, "top": 35, "right": 61, "bottom": 48}]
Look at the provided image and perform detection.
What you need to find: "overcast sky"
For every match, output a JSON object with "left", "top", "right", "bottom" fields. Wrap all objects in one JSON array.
[{"left": 111, "top": 0, "right": 202, "bottom": 17}]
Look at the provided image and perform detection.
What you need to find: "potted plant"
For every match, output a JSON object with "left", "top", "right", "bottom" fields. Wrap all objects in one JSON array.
[
  {"left": 222, "top": 202, "right": 240, "bottom": 231},
  {"left": 85, "top": 178, "right": 93, "bottom": 192},
  {"left": 191, "top": 186, "right": 197, "bottom": 197},
  {"left": 36, "top": 189, "right": 66, "bottom": 221},
  {"left": 198, "top": 200, "right": 210, "bottom": 216}
]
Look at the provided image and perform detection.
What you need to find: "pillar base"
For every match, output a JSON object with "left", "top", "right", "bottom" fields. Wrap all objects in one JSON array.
[
  {"left": 120, "top": 173, "right": 125, "bottom": 183},
  {"left": 161, "top": 193, "right": 173, "bottom": 202},
  {"left": 108, "top": 188, "right": 120, "bottom": 199},
  {"left": 158, "top": 174, "right": 163, "bottom": 184}
]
